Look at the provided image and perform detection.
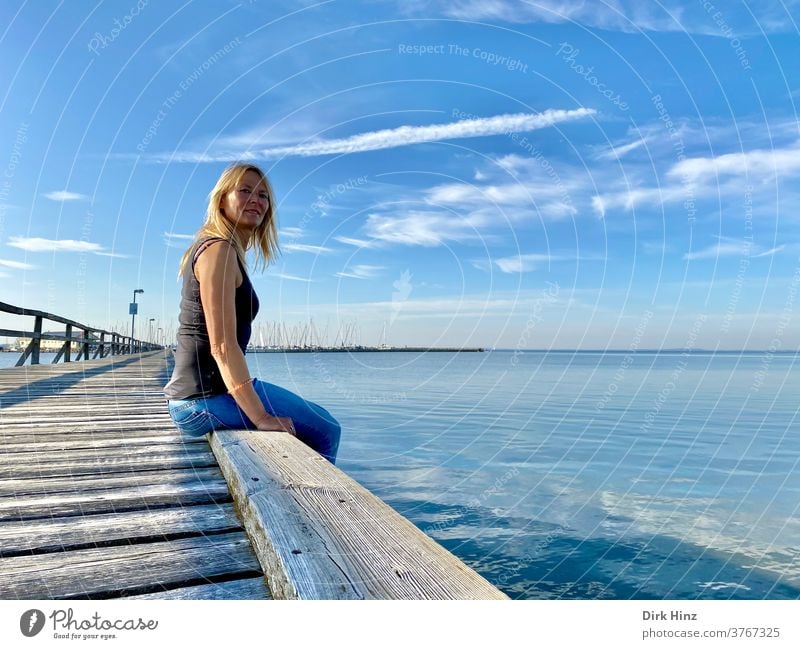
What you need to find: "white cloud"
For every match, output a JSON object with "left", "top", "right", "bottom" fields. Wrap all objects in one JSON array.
[
  {"left": 334, "top": 264, "right": 385, "bottom": 279},
  {"left": 683, "top": 239, "right": 785, "bottom": 261},
  {"left": 494, "top": 253, "right": 553, "bottom": 273},
  {"left": 94, "top": 251, "right": 132, "bottom": 258},
  {"left": 0, "top": 258, "right": 35, "bottom": 270},
  {"left": 684, "top": 242, "right": 746, "bottom": 261},
  {"left": 364, "top": 211, "right": 485, "bottom": 247},
  {"left": 43, "top": 190, "right": 89, "bottom": 202},
  {"left": 333, "top": 235, "right": 382, "bottom": 249},
  {"left": 411, "top": 0, "right": 796, "bottom": 34},
  {"left": 426, "top": 182, "right": 535, "bottom": 206},
  {"left": 596, "top": 136, "right": 650, "bottom": 160},
  {"left": 426, "top": 160, "right": 581, "bottom": 221},
  {"left": 212, "top": 113, "right": 325, "bottom": 149},
  {"left": 753, "top": 245, "right": 785, "bottom": 258},
  {"left": 279, "top": 226, "right": 305, "bottom": 239},
  {"left": 594, "top": 140, "right": 800, "bottom": 216},
  {"left": 151, "top": 109, "right": 596, "bottom": 163},
  {"left": 591, "top": 195, "right": 607, "bottom": 219},
  {"left": 270, "top": 272, "right": 313, "bottom": 282},
  {"left": 8, "top": 237, "right": 104, "bottom": 253},
  {"left": 592, "top": 185, "right": 687, "bottom": 216},
  {"left": 668, "top": 142, "right": 800, "bottom": 183},
  {"left": 282, "top": 243, "right": 334, "bottom": 254},
  {"left": 163, "top": 231, "right": 194, "bottom": 248},
  {"left": 432, "top": 182, "right": 577, "bottom": 219},
  {"left": 415, "top": 0, "right": 690, "bottom": 32}
]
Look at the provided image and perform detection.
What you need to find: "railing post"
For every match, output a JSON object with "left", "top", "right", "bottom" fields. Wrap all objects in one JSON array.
[
  {"left": 31, "top": 315, "right": 42, "bottom": 365},
  {"left": 64, "top": 323, "right": 72, "bottom": 362},
  {"left": 82, "top": 328, "right": 89, "bottom": 361},
  {"left": 95, "top": 331, "right": 105, "bottom": 359}
]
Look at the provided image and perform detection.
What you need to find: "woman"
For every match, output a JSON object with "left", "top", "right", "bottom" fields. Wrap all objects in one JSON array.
[{"left": 164, "top": 162, "right": 341, "bottom": 464}]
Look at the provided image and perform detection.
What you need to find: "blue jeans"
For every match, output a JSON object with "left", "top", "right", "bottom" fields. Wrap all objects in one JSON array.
[{"left": 167, "top": 379, "right": 341, "bottom": 464}]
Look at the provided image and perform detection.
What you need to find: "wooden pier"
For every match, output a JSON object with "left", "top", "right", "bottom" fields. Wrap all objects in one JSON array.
[{"left": 0, "top": 350, "right": 507, "bottom": 600}]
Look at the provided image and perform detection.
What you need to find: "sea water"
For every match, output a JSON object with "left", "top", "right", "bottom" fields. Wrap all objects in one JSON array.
[{"left": 247, "top": 350, "right": 800, "bottom": 599}]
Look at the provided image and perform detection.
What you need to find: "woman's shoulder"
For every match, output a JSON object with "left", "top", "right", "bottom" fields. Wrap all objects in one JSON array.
[{"left": 192, "top": 236, "right": 236, "bottom": 266}]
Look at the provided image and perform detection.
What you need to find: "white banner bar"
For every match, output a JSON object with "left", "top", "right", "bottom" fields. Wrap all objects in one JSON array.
[{"left": 0, "top": 600, "right": 797, "bottom": 648}]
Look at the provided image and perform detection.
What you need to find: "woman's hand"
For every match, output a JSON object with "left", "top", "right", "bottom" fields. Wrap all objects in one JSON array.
[{"left": 255, "top": 414, "right": 297, "bottom": 436}]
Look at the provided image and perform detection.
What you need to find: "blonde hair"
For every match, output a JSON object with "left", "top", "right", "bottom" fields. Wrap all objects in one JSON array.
[{"left": 178, "top": 162, "right": 280, "bottom": 277}]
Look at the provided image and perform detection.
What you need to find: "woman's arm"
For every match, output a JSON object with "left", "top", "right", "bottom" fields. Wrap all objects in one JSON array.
[{"left": 194, "top": 240, "right": 293, "bottom": 433}]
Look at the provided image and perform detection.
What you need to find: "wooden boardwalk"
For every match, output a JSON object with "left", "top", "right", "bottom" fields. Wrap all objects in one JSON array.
[{"left": 0, "top": 350, "right": 270, "bottom": 600}]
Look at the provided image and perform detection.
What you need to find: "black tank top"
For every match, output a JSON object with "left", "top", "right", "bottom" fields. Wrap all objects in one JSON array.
[{"left": 164, "top": 236, "right": 259, "bottom": 399}]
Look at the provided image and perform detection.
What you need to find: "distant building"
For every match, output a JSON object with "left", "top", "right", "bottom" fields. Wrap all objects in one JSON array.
[{"left": 15, "top": 331, "right": 99, "bottom": 353}]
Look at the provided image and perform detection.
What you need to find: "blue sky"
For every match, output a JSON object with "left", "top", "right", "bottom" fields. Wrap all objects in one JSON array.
[{"left": 1, "top": 0, "right": 798, "bottom": 350}]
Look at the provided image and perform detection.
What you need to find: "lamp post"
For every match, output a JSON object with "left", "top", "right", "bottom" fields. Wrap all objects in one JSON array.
[
  {"left": 157, "top": 327, "right": 163, "bottom": 347},
  {"left": 130, "top": 289, "right": 144, "bottom": 347},
  {"left": 148, "top": 318, "right": 155, "bottom": 345}
]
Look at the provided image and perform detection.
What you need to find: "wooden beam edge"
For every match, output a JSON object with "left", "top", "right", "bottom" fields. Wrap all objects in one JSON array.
[{"left": 208, "top": 429, "right": 509, "bottom": 600}]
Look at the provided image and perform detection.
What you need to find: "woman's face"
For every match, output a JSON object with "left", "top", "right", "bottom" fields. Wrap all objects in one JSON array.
[{"left": 219, "top": 170, "right": 270, "bottom": 235}]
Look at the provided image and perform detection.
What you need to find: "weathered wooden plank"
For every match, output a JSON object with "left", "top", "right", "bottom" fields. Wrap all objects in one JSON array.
[
  {"left": 0, "top": 449, "right": 218, "bottom": 479},
  {"left": 0, "top": 431, "right": 203, "bottom": 448},
  {"left": 121, "top": 577, "right": 270, "bottom": 600},
  {"left": 0, "top": 467, "right": 223, "bottom": 497},
  {"left": 1, "top": 380, "right": 168, "bottom": 388},
  {"left": 209, "top": 430, "right": 508, "bottom": 600},
  {"left": 0, "top": 401, "right": 171, "bottom": 411},
  {"left": 0, "top": 411, "right": 172, "bottom": 419},
  {"left": 0, "top": 504, "right": 242, "bottom": 555},
  {"left": 0, "top": 388, "right": 168, "bottom": 394},
  {"left": 0, "top": 421, "right": 182, "bottom": 433},
  {"left": 1, "top": 436, "right": 203, "bottom": 454},
  {"left": 0, "top": 369, "right": 162, "bottom": 377},
  {"left": 0, "top": 409, "right": 172, "bottom": 417},
  {"left": 0, "top": 420, "right": 176, "bottom": 431},
  {"left": 0, "top": 444, "right": 207, "bottom": 466},
  {"left": 0, "top": 399, "right": 171, "bottom": 407},
  {"left": 0, "top": 421, "right": 175, "bottom": 432},
  {"left": 0, "top": 532, "right": 261, "bottom": 599},
  {"left": 0, "top": 385, "right": 168, "bottom": 393},
  {"left": 0, "top": 398, "right": 170, "bottom": 410},
  {"left": 0, "top": 365, "right": 167, "bottom": 385},
  {"left": 0, "top": 403, "right": 172, "bottom": 410},
  {"left": 0, "top": 479, "right": 232, "bottom": 520},
  {"left": 11, "top": 394, "right": 168, "bottom": 400}
]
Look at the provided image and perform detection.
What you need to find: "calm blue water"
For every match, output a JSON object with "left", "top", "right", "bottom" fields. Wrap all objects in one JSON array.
[
  {"left": 0, "top": 352, "right": 80, "bottom": 368},
  {"left": 4, "top": 350, "right": 799, "bottom": 599},
  {"left": 248, "top": 350, "right": 800, "bottom": 599}
]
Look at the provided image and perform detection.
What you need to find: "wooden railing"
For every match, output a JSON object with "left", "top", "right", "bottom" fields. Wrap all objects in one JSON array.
[
  {"left": 209, "top": 429, "right": 509, "bottom": 599},
  {"left": 0, "top": 301, "right": 161, "bottom": 367}
]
